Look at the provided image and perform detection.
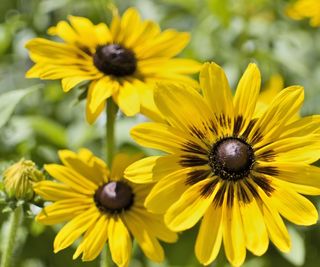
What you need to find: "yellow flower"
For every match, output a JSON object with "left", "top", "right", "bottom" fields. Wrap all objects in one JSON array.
[
  {"left": 286, "top": 0, "right": 320, "bottom": 27},
  {"left": 34, "top": 149, "right": 177, "bottom": 266},
  {"left": 25, "top": 8, "right": 200, "bottom": 123},
  {"left": 125, "top": 62, "right": 320, "bottom": 266},
  {"left": 3, "top": 159, "right": 44, "bottom": 200}
]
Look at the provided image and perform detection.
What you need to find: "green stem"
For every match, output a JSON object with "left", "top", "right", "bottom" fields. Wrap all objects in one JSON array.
[
  {"left": 101, "top": 98, "right": 118, "bottom": 267},
  {"left": 1, "top": 206, "right": 23, "bottom": 267},
  {"left": 106, "top": 98, "right": 117, "bottom": 166},
  {"left": 100, "top": 248, "right": 108, "bottom": 267}
]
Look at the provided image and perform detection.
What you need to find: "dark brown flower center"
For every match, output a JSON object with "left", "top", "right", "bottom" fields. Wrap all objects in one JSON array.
[
  {"left": 93, "top": 44, "right": 137, "bottom": 76},
  {"left": 209, "top": 137, "right": 254, "bottom": 181},
  {"left": 94, "top": 181, "right": 134, "bottom": 213}
]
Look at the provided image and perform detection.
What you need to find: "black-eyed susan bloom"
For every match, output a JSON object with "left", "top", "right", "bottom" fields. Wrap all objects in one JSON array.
[
  {"left": 125, "top": 62, "right": 320, "bottom": 266},
  {"left": 34, "top": 149, "right": 177, "bottom": 266},
  {"left": 286, "top": 0, "right": 320, "bottom": 26},
  {"left": 25, "top": 8, "right": 200, "bottom": 123}
]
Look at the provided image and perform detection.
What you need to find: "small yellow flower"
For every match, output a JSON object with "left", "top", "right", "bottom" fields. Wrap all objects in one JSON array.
[
  {"left": 34, "top": 149, "right": 177, "bottom": 266},
  {"left": 25, "top": 8, "right": 200, "bottom": 123},
  {"left": 125, "top": 62, "right": 320, "bottom": 267},
  {"left": 3, "top": 159, "right": 44, "bottom": 200},
  {"left": 286, "top": 0, "right": 320, "bottom": 26}
]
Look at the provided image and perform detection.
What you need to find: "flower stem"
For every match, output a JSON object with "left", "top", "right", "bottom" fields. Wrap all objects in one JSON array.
[
  {"left": 1, "top": 206, "right": 23, "bottom": 267},
  {"left": 101, "top": 98, "right": 118, "bottom": 267},
  {"left": 106, "top": 98, "right": 117, "bottom": 166}
]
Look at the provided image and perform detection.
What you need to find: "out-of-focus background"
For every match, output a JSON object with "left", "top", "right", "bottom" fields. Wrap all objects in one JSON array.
[{"left": 0, "top": 0, "right": 319, "bottom": 266}]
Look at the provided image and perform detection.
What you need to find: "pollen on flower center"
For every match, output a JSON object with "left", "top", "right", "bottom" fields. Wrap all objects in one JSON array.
[
  {"left": 93, "top": 44, "right": 137, "bottom": 76},
  {"left": 209, "top": 137, "right": 254, "bottom": 181},
  {"left": 94, "top": 181, "right": 134, "bottom": 213}
]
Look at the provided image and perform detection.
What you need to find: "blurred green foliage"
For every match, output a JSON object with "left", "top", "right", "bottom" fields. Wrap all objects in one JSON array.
[{"left": 0, "top": 0, "right": 319, "bottom": 266}]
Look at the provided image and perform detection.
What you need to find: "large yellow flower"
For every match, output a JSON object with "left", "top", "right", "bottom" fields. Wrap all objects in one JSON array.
[
  {"left": 25, "top": 8, "right": 200, "bottom": 123},
  {"left": 34, "top": 149, "right": 177, "bottom": 266},
  {"left": 125, "top": 62, "right": 320, "bottom": 266},
  {"left": 286, "top": 0, "right": 320, "bottom": 26}
]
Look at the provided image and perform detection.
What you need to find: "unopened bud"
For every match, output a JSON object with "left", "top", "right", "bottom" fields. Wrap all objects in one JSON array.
[{"left": 3, "top": 159, "right": 44, "bottom": 200}]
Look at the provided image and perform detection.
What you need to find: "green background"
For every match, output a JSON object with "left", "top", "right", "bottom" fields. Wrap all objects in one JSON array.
[{"left": 0, "top": 0, "right": 319, "bottom": 266}]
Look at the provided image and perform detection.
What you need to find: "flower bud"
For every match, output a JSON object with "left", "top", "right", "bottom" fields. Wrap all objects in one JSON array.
[{"left": 3, "top": 159, "right": 44, "bottom": 200}]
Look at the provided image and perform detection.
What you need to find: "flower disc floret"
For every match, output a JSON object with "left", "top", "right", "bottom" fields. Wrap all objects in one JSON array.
[{"left": 93, "top": 44, "right": 137, "bottom": 76}]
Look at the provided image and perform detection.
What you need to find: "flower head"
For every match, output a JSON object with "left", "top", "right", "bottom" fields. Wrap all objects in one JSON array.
[
  {"left": 286, "top": 0, "right": 320, "bottom": 27},
  {"left": 25, "top": 8, "right": 200, "bottom": 123},
  {"left": 34, "top": 149, "right": 177, "bottom": 266},
  {"left": 3, "top": 159, "right": 44, "bottom": 200},
  {"left": 125, "top": 62, "right": 320, "bottom": 266}
]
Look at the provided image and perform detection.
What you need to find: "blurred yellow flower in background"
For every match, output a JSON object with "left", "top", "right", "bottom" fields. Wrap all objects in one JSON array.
[
  {"left": 25, "top": 8, "right": 200, "bottom": 123},
  {"left": 286, "top": 0, "right": 320, "bottom": 26},
  {"left": 34, "top": 149, "right": 177, "bottom": 266}
]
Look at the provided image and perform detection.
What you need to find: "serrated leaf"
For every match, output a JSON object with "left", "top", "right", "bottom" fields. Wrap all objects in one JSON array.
[{"left": 0, "top": 85, "right": 42, "bottom": 130}]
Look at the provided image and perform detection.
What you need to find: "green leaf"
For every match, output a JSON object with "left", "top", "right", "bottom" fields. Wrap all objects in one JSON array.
[
  {"left": 282, "top": 226, "right": 305, "bottom": 266},
  {"left": 27, "top": 116, "right": 67, "bottom": 147},
  {"left": 0, "top": 85, "right": 42, "bottom": 130}
]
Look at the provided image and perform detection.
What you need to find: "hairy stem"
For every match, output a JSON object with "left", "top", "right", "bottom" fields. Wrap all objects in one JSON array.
[{"left": 1, "top": 206, "right": 23, "bottom": 267}]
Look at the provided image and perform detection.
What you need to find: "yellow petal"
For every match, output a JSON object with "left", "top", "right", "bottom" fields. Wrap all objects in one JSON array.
[
  {"left": 125, "top": 210, "right": 177, "bottom": 243},
  {"left": 58, "top": 149, "right": 106, "bottom": 185},
  {"left": 124, "top": 155, "right": 181, "bottom": 184},
  {"left": 61, "top": 76, "right": 92, "bottom": 92},
  {"left": 131, "top": 122, "right": 205, "bottom": 154},
  {"left": 128, "top": 20, "right": 160, "bottom": 49},
  {"left": 53, "top": 207, "right": 100, "bottom": 253},
  {"left": 48, "top": 20, "right": 78, "bottom": 44},
  {"left": 195, "top": 205, "right": 223, "bottom": 265},
  {"left": 258, "top": 162, "right": 320, "bottom": 193},
  {"left": 222, "top": 186, "right": 246, "bottom": 267},
  {"left": 81, "top": 215, "right": 109, "bottom": 261},
  {"left": 88, "top": 77, "right": 116, "bottom": 112},
  {"left": 33, "top": 180, "right": 83, "bottom": 201},
  {"left": 281, "top": 115, "right": 320, "bottom": 138},
  {"left": 139, "top": 58, "right": 201, "bottom": 74},
  {"left": 233, "top": 63, "right": 261, "bottom": 136},
  {"left": 239, "top": 188, "right": 269, "bottom": 256},
  {"left": 271, "top": 186, "right": 318, "bottom": 226},
  {"left": 200, "top": 62, "right": 234, "bottom": 136},
  {"left": 26, "top": 62, "right": 97, "bottom": 80},
  {"left": 86, "top": 82, "right": 106, "bottom": 124},
  {"left": 44, "top": 164, "right": 97, "bottom": 194},
  {"left": 116, "top": 82, "right": 140, "bottom": 116},
  {"left": 94, "top": 23, "right": 113, "bottom": 45},
  {"left": 146, "top": 74, "right": 200, "bottom": 89},
  {"left": 111, "top": 153, "right": 143, "bottom": 181},
  {"left": 145, "top": 169, "right": 190, "bottom": 214},
  {"left": 67, "top": 16, "right": 98, "bottom": 47},
  {"left": 118, "top": 8, "right": 142, "bottom": 45},
  {"left": 25, "top": 38, "right": 90, "bottom": 60},
  {"left": 124, "top": 212, "right": 164, "bottom": 262},
  {"left": 36, "top": 198, "right": 92, "bottom": 225},
  {"left": 135, "top": 30, "right": 190, "bottom": 59},
  {"left": 258, "top": 188, "right": 291, "bottom": 252},
  {"left": 108, "top": 217, "right": 132, "bottom": 267},
  {"left": 154, "top": 83, "right": 213, "bottom": 135},
  {"left": 249, "top": 86, "right": 304, "bottom": 146},
  {"left": 256, "top": 135, "right": 320, "bottom": 164},
  {"left": 165, "top": 178, "right": 217, "bottom": 232}
]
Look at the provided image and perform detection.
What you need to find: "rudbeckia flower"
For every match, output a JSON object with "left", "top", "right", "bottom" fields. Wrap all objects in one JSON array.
[
  {"left": 125, "top": 62, "right": 320, "bottom": 266},
  {"left": 34, "top": 149, "right": 177, "bottom": 266},
  {"left": 286, "top": 0, "right": 320, "bottom": 27},
  {"left": 25, "top": 8, "right": 200, "bottom": 123}
]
